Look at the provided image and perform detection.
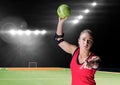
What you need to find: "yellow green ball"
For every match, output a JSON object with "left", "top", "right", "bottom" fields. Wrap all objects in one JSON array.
[{"left": 57, "top": 4, "right": 71, "bottom": 19}]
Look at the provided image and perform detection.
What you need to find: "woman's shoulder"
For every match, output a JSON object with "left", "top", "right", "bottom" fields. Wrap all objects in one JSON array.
[
  {"left": 88, "top": 52, "right": 100, "bottom": 60},
  {"left": 88, "top": 53, "right": 101, "bottom": 63},
  {"left": 71, "top": 46, "right": 79, "bottom": 56}
]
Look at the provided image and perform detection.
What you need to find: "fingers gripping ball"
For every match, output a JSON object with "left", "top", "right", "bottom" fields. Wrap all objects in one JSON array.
[{"left": 57, "top": 4, "right": 71, "bottom": 19}]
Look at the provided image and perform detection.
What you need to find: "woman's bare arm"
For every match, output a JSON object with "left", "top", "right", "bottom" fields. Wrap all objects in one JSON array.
[{"left": 55, "top": 17, "right": 77, "bottom": 55}]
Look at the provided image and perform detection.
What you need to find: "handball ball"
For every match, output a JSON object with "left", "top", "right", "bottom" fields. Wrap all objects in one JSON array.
[{"left": 57, "top": 4, "right": 71, "bottom": 19}]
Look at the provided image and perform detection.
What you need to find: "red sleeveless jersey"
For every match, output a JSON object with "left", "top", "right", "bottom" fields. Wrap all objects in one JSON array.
[{"left": 70, "top": 48, "right": 96, "bottom": 85}]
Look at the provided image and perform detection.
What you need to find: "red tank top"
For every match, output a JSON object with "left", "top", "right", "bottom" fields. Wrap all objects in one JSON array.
[{"left": 70, "top": 47, "right": 96, "bottom": 85}]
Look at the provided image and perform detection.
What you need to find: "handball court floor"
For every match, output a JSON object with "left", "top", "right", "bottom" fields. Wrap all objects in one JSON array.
[{"left": 0, "top": 67, "right": 120, "bottom": 85}]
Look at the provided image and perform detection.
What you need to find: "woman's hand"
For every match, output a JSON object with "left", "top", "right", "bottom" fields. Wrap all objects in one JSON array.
[
  {"left": 87, "top": 56, "right": 101, "bottom": 69},
  {"left": 80, "top": 56, "right": 101, "bottom": 69},
  {"left": 58, "top": 17, "right": 68, "bottom": 24}
]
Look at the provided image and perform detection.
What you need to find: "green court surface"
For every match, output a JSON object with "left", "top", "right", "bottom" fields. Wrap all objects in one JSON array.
[{"left": 0, "top": 68, "right": 120, "bottom": 85}]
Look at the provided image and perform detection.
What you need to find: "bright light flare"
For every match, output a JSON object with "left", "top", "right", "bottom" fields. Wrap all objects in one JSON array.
[
  {"left": 84, "top": 9, "right": 90, "bottom": 13},
  {"left": 91, "top": 2, "right": 97, "bottom": 7},
  {"left": 9, "top": 29, "right": 17, "bottom": 35},
  {"left": 77, "top": 15, "right": 83, "bottom": 19},
  {"left": 0, "top": 29, "right": 47, "bottom": 46},
  {"left": 17, "top": 30, "right": 24, "bottom": 35},
  {"left": 33, "top": 30, "right": 40, "bottom": 35},
  {"left": 72, "top": 20, "right": 79, "bottom": 24},
  {"left": 25, "top": 30, "right": 32, "bottom": 36},
  {"left": 5, "top": 29, "right": 47, "bottom": 36},
  {"left": 41, "top": 30, "right": 47, "bottom": 35}
]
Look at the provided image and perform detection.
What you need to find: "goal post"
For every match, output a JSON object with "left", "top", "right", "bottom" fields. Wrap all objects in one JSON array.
[{"left": 28, "top": 62, "right": 37, "bottom": 68}]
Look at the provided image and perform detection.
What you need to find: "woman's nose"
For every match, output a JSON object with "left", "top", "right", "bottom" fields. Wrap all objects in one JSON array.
[
  {"left": 84, "top": 40, "right": 89, "bottom": 45},
  {"left": 84, "top": 40, "right": 87, "bottom": 45}
]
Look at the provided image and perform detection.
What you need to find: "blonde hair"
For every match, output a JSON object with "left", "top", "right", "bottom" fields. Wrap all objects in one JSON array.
[{"left": 80, "top": 29, "right": 93, "bottom": 40}]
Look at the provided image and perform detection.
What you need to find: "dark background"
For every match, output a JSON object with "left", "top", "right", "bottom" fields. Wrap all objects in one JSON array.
[{"left": 0, "top": 0, "right": 120, "bottom": 69}]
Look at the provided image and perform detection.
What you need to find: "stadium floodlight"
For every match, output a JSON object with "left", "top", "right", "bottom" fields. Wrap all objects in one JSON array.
[
  {"left": 5, "top": 29, "right": 47, "bottom": 36},
  {"left": 78, "top": 15, "right": 83, "bottom": 19},
  {"left": 17, "top": 30, "right": 24, "bottom": 35},
  {"left": 91, "top": 2, "right": 97, "bottom": 7},
  {"left": 9, "top": 29, "right": 17, "bottom": 35},
  {"left": 33, "top": 30, "right": 41, "bottom": 35},
  {"left": 84, "top": 9, "right": 90, "bottom": 13},
  {"left": 41, "top": 30, "right": 47, "bottom": 35},
  {"left": 25, "top": 30, "right": 32, "bottom": 36},
  {"left": 72, "top": 19, "right": 79, "bottom": 24}
]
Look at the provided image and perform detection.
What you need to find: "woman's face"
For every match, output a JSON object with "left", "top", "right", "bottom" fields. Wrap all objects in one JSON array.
[{"left": 78, "top": 32, "right": 93, "bottom": 51}]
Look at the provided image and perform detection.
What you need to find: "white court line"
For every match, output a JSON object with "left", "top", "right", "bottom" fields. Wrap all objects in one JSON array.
[
  {"left": 96, "top": 77, "right": 120, "bottom": 79},
  {"left": 0, "top": 78, "right": 69, "bottom": 80},
  {"left": 98, "top": 71, "right": 120, "bottom": 74}
]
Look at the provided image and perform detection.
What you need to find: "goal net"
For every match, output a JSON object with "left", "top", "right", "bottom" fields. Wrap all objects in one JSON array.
[{"left": 28, "top": 62, "right": 37, "bottom": 68}]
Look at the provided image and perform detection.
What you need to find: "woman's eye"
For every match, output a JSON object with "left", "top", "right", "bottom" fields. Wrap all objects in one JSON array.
[
  {"left": 83, "top": 38, "right": 85, "bottom": 41},
  {"left": 88, "top": 40, "right": 93, "bottom": 44}
]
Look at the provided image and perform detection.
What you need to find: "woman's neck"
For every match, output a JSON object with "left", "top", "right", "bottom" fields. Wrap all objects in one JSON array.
[{"left": 79, "top": 49, "right": 90, "bottom": 58}]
